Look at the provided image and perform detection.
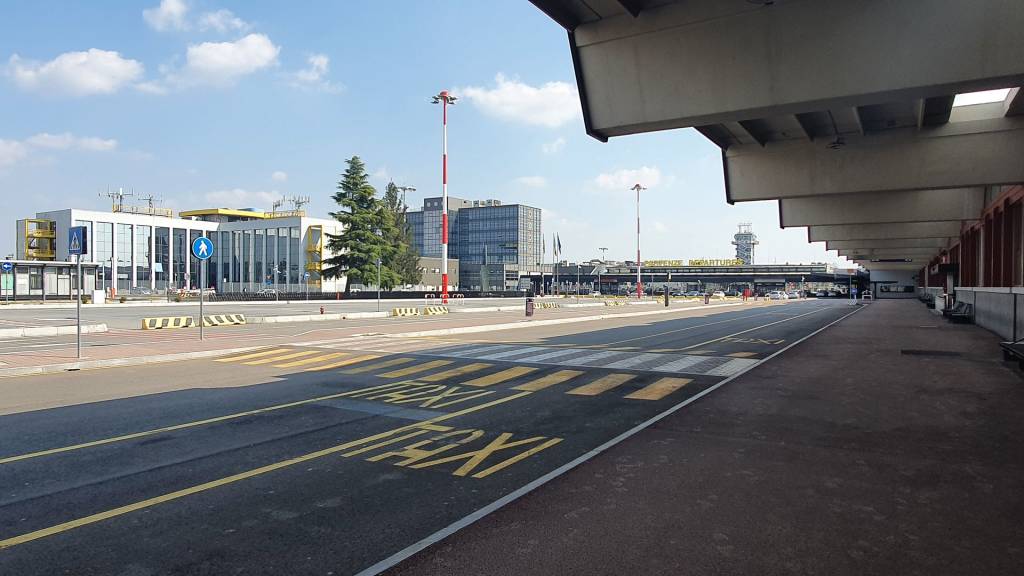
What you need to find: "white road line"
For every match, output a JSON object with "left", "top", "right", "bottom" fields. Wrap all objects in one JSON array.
[
  {"left": 557, "top": 349, "right": 628, "bottom": 366},
  {"left": 647, "top": 355, "right": 709, "bottom": 373},
  {"left": 520, "top": 347, "right": 592, "bottom": 363},
  {"left": 602, "top": 353, "right": 666, "bottom": 369},
  {"left": 476, "top": 346, "right": 549, "bottom": 360},
  {"left": 705, "top": 357, "right": 760, "bottom": 377}
]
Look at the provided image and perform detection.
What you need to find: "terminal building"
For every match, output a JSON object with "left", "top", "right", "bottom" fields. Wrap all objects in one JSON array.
[
  {"left": 15, "top": 204, "right": 343, "bottom": 295},
  {"left": 407, "top": 197, "right": 546, "bottom": 291}
]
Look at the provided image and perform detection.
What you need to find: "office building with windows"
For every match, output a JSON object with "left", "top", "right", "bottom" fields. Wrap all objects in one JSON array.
[
  {"left": 17, "top": 206, "right": 343, "bottom": 294},
  {"left": 407, "top": 197, "right": 544, "bottom": 290}
]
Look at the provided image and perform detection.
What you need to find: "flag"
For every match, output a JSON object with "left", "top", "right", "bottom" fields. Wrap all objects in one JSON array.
[{"left": 556, "top": 234, "right": 562, "bottom": 257}]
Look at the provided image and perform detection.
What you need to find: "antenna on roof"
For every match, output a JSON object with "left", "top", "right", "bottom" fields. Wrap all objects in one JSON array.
[
  {"left": 101, "top": 187, "right": 135, "bottom": 212},
  {"left": 287, "top": 195, "right": 310, "bottom": 211}
]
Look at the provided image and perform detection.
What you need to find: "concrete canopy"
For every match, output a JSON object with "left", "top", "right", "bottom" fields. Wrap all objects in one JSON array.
[
  {"left": 779, "top": 188, "right": 984, "bottom": 228},
  {"left": 808, "top": 222, "right": 962, "bottom": 242},
  {"left": 825, "top": 239, "right": 950, "bottom": 251}
]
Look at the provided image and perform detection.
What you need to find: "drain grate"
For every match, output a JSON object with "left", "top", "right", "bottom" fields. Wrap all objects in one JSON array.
[{"left": 901, "top": 349, "right": 962, "bottom": 357}]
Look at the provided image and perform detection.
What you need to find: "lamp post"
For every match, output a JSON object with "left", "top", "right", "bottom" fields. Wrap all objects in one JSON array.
[
  {"left": 377, "top": 256, "right": 382, "bottom": 312},
  {"left": 598, "top": 247, "right": 607, "bottom": 295},
  {"left": 630, "top": 184, "right": 645, "bottom": 299},
  {"left": 576, "top": 263, "right": 581, "bottom": 303},
  {"left": 431, "top": 90, "right": 457, "bottom": 304}
]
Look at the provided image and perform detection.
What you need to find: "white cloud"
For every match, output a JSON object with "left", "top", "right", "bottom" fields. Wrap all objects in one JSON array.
[
  {"left": 652, "top": 221, "right": 668, "bottom": 233},
  {"left": 593, "top": 166, "right": 662, "bottom": 190},
  {"left": 204, "top": 188, "right": 279, "bottom": 207},
  {"left": 198, "top": 9, "right": 249, "bottom": 33},
  {"left": 460, "top": 73, "right": 581, "bottom": 128},
  {"left": 271, "top": 170, "right": 288, "bottom": 182},
  {"left": 26, "top": 132, "right": 117, "bottom": 151},
  {"left": 541, "top": 137, "right": 566, "bottom": 154},
  {"left": 515, "top": 176, "right": 547, "bottom": 188},
  {"left": 7, "top": 49, "right": 144, "bottom": 97},
  {"left": 290, "top": 53, "right": 342, "bottom": 93},
  {"left": 0, "top": 139, "right": 28, "bottom": 168},
  {"left": 143, "top": 0, "right": 189, "bottom": 31},
  {"left": 180, "top": 33, "right": 279, "bottom": 85}
]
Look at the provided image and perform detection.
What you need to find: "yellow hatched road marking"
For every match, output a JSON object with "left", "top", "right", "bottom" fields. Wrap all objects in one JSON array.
[
  {"left": 567, "top": 373, "right": 635, "bottom": 396},
  {"left": 243, "top": 350, "right": 320, "bottom": 366},
  {"left": 513, "top": 370, "right": 583, "bottom": 391},
  {"left": 303, "top": 354, "right": 380, "bottom": 371},
  {"left": 727, "top": 352, "right": 758, "bottom": 358},
  {"left": 343, "top": 357, "right": 414, "bottom": 374},
  {"left": 378, "top": 360, "right": 453, "bottom": 378},
  {"left": 215, "top": 348, "right": 290, "bottom": 362},
  {"left": 273, "top": 352, "right": 349, "bottom": 368},
  {"left": 0, "top": 390, "right": 533, "bottom": 551},
  {"left": 462, "top": 366, "right": 538, "bottom": 387},
  {"left": 624, "top": 377, "right": 692, "bottom": 400},
  {"left": 417, "top": 363, "right": 492, "bottom": 382}
]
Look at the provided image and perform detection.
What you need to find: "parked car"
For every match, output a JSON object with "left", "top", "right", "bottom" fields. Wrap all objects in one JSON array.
[
  {"left": 711, "top": 290, "right": 726, "bottom": 298},
  {"left": 590, "top": 291, "right": 602, "bottom": 296},
  {"left": 787, "top": 291, "right": 802, "bottom": 299},
  {"left": 814, "top": 290, "right": 827, "bottom": 297},
  {"left": 767, "top": 291, "right": 786, "bottom": 300},
  {"left": 683, "top": 290, "right": 702, "bottom": 297},
  {"left": 256, "top": 288, "right": 277, "bottom": 296}
]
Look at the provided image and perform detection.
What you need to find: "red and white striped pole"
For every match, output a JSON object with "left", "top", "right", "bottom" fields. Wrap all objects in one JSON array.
[
  {"left": 632, "top": 183, "right": 646, "bottom": 299},
  {"left": 432, "top": 90, "right": 457, "bottom": 304}
]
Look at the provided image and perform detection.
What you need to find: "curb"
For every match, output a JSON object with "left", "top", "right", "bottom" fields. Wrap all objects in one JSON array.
[
  {"left": 0, "top": 323, "right": 108, "bottom": 340},
  {"left": 247, "top": 312, "right": 390, "bottom": 324},
  {"left": 0, "top": 346, "right": 261, "bottom": 379},
  {"left": 451, "top": 306, "right": 521, "bottom": 313}
]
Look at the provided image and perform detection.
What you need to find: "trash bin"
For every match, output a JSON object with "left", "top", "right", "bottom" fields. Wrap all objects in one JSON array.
[
  {"left": 525, "top": 297, "right": 535, "bottom": 317},
  {"left": 704, "top": 293, "right": 710, "bottom": 305}
]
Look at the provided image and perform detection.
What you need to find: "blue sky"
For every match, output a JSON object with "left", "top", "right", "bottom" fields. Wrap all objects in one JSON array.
[{"left": 0, "top": 0, "right": 850, "bottom": 266}]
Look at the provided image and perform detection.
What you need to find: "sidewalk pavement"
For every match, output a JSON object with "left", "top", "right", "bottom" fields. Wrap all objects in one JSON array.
[
  {"left": 386, "top": 299, "right": 1024, "bottom": 576},
  {"left": 0, "top": 299, "right": 768, "bottom": 377}
]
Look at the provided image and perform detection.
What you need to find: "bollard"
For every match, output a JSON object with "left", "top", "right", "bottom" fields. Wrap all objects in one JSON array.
[
  {"left": 525, "top": 297, "right": 535, "bottom": 317},
  {"left": 664, "top": 290, "right": 669, "bottom": 307},
  {"left": 704, "top": 293, "right": 710, "bottom": 305},
  {"left": 320, "top": 306, "right": 325, "bottom": 315}
]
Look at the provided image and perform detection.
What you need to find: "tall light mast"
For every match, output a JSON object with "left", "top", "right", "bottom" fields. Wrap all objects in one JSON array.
[
  {"left": 631, "top": 183, "right": 646, "bottom": 299},
  {"left": 432, "top": 90, "right": 457, "bottom": 303}
]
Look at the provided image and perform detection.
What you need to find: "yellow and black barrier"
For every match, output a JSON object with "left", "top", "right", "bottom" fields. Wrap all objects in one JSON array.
[
  {"left": 141, "top": 316, "right": 195, "bottom": 330},
  {"left": 203, "top": 314, "right": 246, "bottom": 327},
  {"left": 391, "top": 307, "right": 420, "bottom": 317},
  {"left": 604, "top": 300, "right": 626, "bottom": 306},
  {"left": 422, "top": 306, "right": 449, "bottom": 316},
  {"left": 535, "top": 302, "right": 560, "bottom": 309}
]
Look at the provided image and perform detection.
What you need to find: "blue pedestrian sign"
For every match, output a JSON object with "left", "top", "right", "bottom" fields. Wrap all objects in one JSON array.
[
  {"left": 192, "top": 237, "right": 214, "bottom": 260},
  {"left": 69, "top": 226, "right": 88, "bottom": 256},
  {"left": 1, "top": 262, "right": 11, "bottom": 272}
]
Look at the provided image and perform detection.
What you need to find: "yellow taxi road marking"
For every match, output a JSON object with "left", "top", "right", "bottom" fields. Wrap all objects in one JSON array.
[
  {"left": 303, "top": 354, "right": 380, "bottom": 371},
  {"left": 343, "top": 357, "right": 415, "bottom": 374},
  {"left": 214, "top": 348, "right": 291, "bottom": 362},
  {"left": 0, "top": 380, "right": 419, "bottom": 466},
  {"left": 378, "top": 360, "right": 454, "bottom": 378},
  {"left": 272, "top": 352, "right": 349, "bottom": 368},
  {"left": 567, "top": 373, "right": 635, "bottom": 396},
  {"left": 624, "top": 377, "right": 692, "bottom": 400},
  {"left": 0, "top": 390, "right": 532, "bottom": 550},
  {"left": 462, "top": 366, "right": 538, "bottom": 387},
  {"left": 727, "top": 352, "right": 758, "bottom": 358},
  {"left": 417, "top": 363, "right": 492, "bottom": 382},
  {"left": 242, "top": 350, "right": 320, "bottom": 365},
  {"left": 512, "top": 370, "right": 584, "bottom": 391}
]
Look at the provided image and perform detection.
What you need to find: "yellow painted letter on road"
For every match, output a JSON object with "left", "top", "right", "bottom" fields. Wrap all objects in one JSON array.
[
  {"left": 366, "top": 429, "right": 486, "bottom": 466},
  {"left": 409, "top": 432, "right": 561, "bottom": 478}
]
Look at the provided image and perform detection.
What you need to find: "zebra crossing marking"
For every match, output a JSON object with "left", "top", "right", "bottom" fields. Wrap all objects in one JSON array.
[
  {"left": 304, "top": 354, "right": 381, "bottom": 371},
  {"left": 378, "top": 360, "right": 454, "bottom": 378},
  {"left": 417, "top": 363, "right": 492, "bottom": 382},
  {"left": 567, "top": 373, "right": 635, "bottom": 396},
  {"left": 624, "top": 377, "right": 692, "bottom": 400},
  {"left": 243, "top": 350, "right": 319, "bottom": 366},
  {"left": 216, "top": 348, "right": 290, "bottom": 363},
  {"left": 343, "top": 357, "right": 415, "bottom": 374},
  {"left": 512, "top": 370, "right": 583, "bottom": 392},
  {"left": 462, "top": 366, "right": 538, "bottom": 388},
  {"left": 273, "top": 352, "right": 349, "bottom": 368}
]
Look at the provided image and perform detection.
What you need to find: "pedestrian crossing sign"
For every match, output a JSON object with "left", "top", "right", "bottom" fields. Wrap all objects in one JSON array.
[{"left": 69, "top": 226, "right": 88, "bottom": 256}]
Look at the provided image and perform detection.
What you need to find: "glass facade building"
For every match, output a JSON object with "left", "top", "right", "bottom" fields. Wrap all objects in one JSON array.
[{"left": 407, "top": 197, "right": 543, "bottom": 290}]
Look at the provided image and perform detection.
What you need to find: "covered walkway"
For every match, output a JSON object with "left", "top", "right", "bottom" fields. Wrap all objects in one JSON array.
[{"left": 389, "top": 299, "right": 1024, "bottom": 575}]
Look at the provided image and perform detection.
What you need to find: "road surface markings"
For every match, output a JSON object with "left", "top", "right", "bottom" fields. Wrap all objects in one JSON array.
[
  {"left": 558, "top": 350, "right": 628, "bottom": 366},
  {"left": 417, "top": 363, "right": 492, "bottom": 382},
  {"left": 602, "top": 353, "right": 667, "bottom": 370},
  {"left": 727, "top": 352, "right": 758, "bottom": 358},
  {"left": 567, "top": 373, "right": 635, "bottom": 396},
  {"left": 215, "top": 348, "right": 291, "bottom": 362},
  {"left": 343, "top": 357, "right": 415, "bottom": 374},
  {"left": 512, "top": 370, "right": 584, "bottom": 391},
  {"left": 603, "top": 309, "right": 784, "bottom": 346},
  {"left": 303, "top": 354, "right": 381, "bottom": 371},
  {"left": 678, "top": 306, "right": 830, "bottom": 352},
  {"left": 379, "top": 360, "right": 453, "bottom": 378},
  {"left": 462, "top": 366, "right": 538, "bottom": 387},
  {"left": 476, "top": 346, "right": 549, "bottom": 360},
  {"left": 0, "top": 390, "right": 534, "bottom": 551},
  {"left": 242, "top": 350, "right": 320, "bottom": 365},
  {"left": 624, "top": 377, "right": 692, "bottom": 400},
  {"left": 0, "top": 380, "right": 427, "bottom": 466},
  {"left": 519, "top": 347, "right": 593, "bottom": 362},
  {"left": 273, "top": 352, "right": 349, "bottom": 368}
]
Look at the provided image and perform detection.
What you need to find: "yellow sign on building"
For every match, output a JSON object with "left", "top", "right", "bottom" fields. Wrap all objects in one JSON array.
[{"left": 687, "top": 259, "right": 744, "bottom": 266}]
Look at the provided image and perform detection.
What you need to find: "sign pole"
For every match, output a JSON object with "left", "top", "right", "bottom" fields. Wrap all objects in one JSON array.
[
  {"left": 76, "top": 255, "right": 82, "bottom": 359},
  {"left": 200, "top": 258, "right": 205, "bottom": 341}
]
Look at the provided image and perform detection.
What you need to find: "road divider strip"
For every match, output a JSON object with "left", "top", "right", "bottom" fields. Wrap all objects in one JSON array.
[
  {"left": 0, "top": 323, "right": 108, "bottom": 340},
  {"left": 141, "top": 316, "right": 195, "bottom": 330},
  {"left": 202, "top": 314, "right": 246, "bottom": 327},
  {"left": 392, "top": 307, "right": 421, "bottom": 317},
  {"left": 422, "top": 306, "right": 450, "bottom": 316}
]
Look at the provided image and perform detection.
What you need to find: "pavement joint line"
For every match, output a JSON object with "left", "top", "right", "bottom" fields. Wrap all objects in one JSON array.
[
  {"left": 0, "top": 346, "right": 267, "bottom": 380},
  {"left": 352, "top": 304, "right": 865, "bottom": 576},
  {"left": 601, "top": 307, "right": 790, "bottom": 346},
  {"left": 679, "top": 305, "right": 831, "bottom": 351},
  {"left": 0, "top": 390, "right": 533, "bottom": 551}
]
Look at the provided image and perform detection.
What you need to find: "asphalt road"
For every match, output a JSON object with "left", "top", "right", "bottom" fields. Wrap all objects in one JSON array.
[{"left": 0, "top": 299, "right": 855, "bottom": 575}]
